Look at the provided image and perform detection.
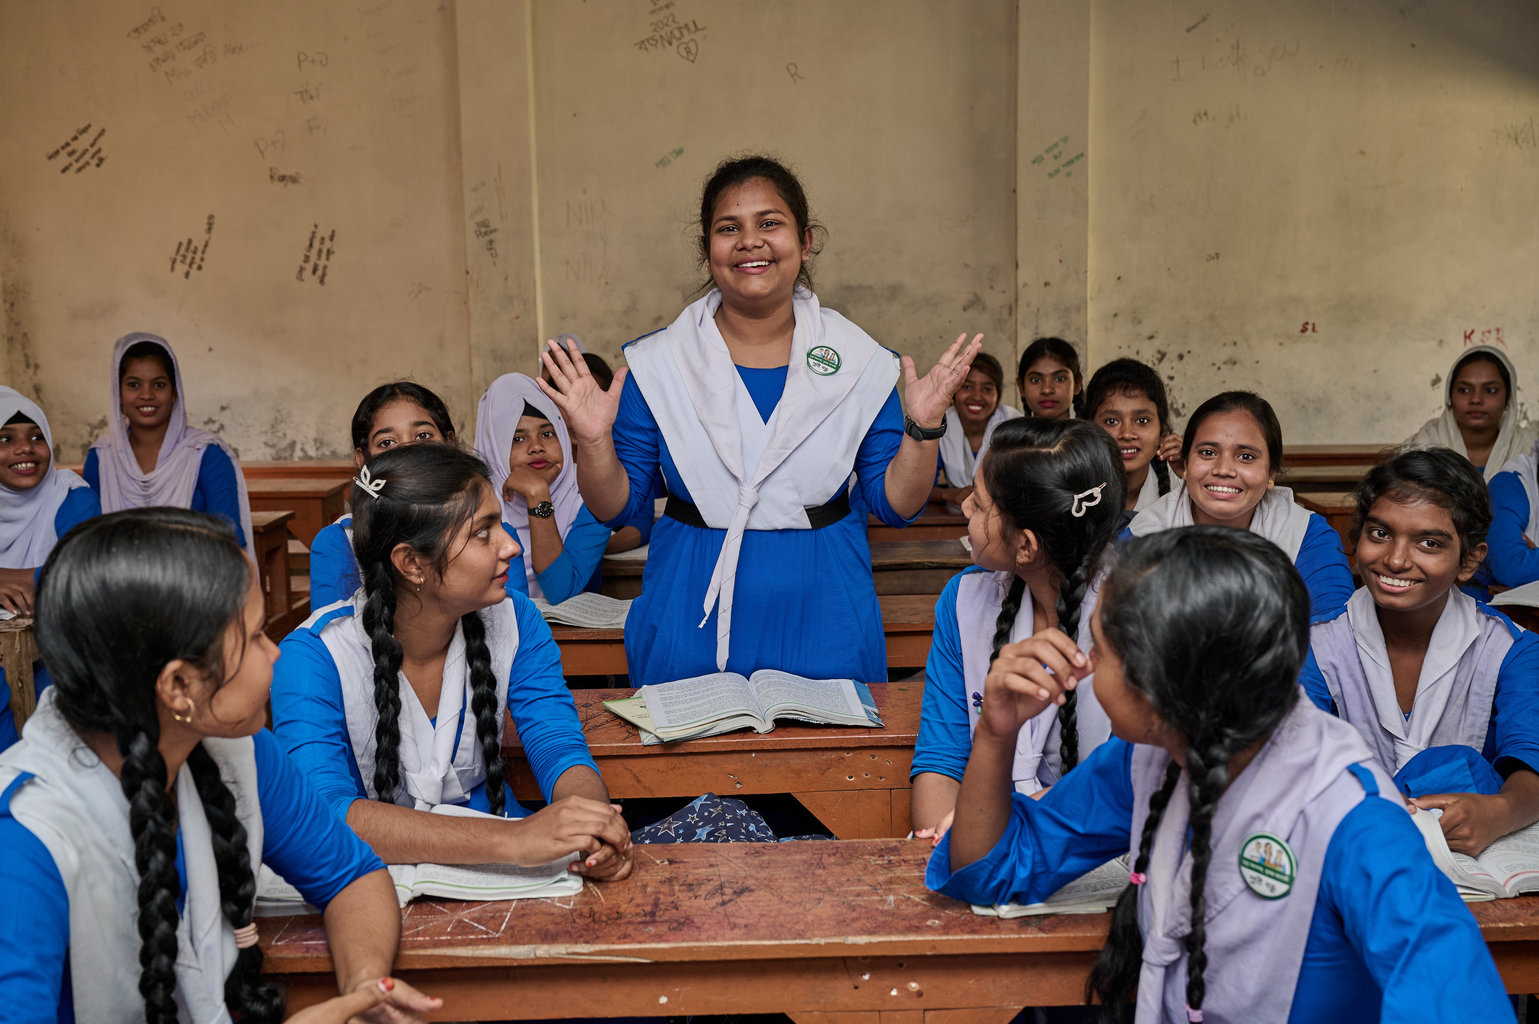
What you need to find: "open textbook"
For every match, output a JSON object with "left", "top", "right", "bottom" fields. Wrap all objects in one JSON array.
[
  {"left": 1413, "top": 808, "right": 1539, "bottom": 902},
  {"left": 1489, "top": 581, "right": 1539, "bottom": 610},
  {"left": 604, "top": 669, "right": 883, "bottom": 744},
  {"left": 972, "top": 856, "right": 1131, "bottom": 918},
  {"left": 531, "top": 592, "right": 631, "bottom": 629},
  {"left": 256, "top": 804, "right": 580, "bottom": 912}
]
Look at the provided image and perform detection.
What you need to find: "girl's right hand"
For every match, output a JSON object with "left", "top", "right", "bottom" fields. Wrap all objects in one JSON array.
[
  {"left": 507, "top": 795, "right": 632, "bottom": 869},
  {"left": 978, "top": 628, "right": 1090, "bottom": 739},
  {"left": 538, "top": 338, "right": 627, "bottom": 446}
]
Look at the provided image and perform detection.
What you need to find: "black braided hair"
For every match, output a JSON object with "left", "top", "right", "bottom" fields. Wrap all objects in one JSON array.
[
  {"left": 351, "top": 444, "right": 503, "bottom": 807},
  {"left": 33, "top": 508, "right": 271, "bottom": 1022},
  {"left": 1016, "top": 337, "right": 1087, "bottom": 418},
  {"left": 1086, "top": 526, "right": 1310, "bottom": 1020},
  {"left": 187, "top": 747, "right": 283, "bottom": 1023},
  {"left": 349, "top": 380, "right": 458, "bottom": 456},
  {"left": 1084, "top": 357, "right": 1177, "bottom": 500},
  {"left": 1352, "top": 446, "right": 1490, "bottom": 569},
  {"left": 980, "top": 417, "right": 1125, "bottom": 772}
]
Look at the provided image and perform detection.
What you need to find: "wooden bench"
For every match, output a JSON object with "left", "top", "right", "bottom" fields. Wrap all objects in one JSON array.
[
  {"left": 506, "top": 680, "right": 922, "bottom": 840},
  {"left": 251, "top": 510, "right": 309, "bottom": 639},
  {"left": 259, "top": 840, "right": 1539, "bottom": 1020},
  {"left": 870, "top": 538, "right": 973, "bottom": 595},
  {"left": 241, "top": 459, "right": 355, "bottom": 482},
  {"left": 246, "top": 478, "right": 349, "bottom": 548},
  {"left": 550, "top": 593, "right": 938, "bottom": 676},
  {"left": 869, "top": 501, "right": 968, "bottom": 543}
]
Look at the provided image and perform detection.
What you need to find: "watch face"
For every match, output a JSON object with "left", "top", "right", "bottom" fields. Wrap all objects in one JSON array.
[{"left": 530, "top": 501, "right": 555, "bottom": 518}]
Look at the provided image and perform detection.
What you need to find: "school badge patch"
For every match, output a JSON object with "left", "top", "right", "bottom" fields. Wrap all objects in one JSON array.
[
  {"left": 1238, "top": 832, "right": 1295, "bottom": 899},
  {"left": 806, "top": 345, "right": 841, "bottom": 376}
]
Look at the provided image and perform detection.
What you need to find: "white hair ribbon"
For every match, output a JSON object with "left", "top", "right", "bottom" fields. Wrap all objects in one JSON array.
[
  {"left": 1070, "top": 482, "right": 1107, "bottom": 518},
  {"left": 354, "top": 464, "right": 387, "bottom": 501}
]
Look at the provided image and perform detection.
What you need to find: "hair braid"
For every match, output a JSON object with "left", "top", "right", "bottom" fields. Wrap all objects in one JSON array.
[
  {"left": 987, "top": 575, "right": 1027, "bottom": 667},
  {"left": 1181, "top": 734, "right": 1247, "bottom": 1017},
  {"left": 461, "top": 611, "right": 507, "bottom": 816},
  {"left": 186, "top": 746, "right": 284, "bottom": 1023},
  {"left": 1087, "top": 760, "right": 1182, "bottom": 1020},
  {"left": 1053, "top": 559, "right": 1093, "bottom": 771},
  {"left": 1152, "top": 457, "right": 1172, "bottom": 496},
  {"left": 119, "top": 728, "right": 181, "bottom": 1024},
  {"left": 361, "top": 558, "right": 405, "bottom": 803}
]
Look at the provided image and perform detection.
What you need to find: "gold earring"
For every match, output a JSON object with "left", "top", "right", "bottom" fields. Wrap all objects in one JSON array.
[{"left": 172, "top": 700, "right": 195, "bottom": 724}]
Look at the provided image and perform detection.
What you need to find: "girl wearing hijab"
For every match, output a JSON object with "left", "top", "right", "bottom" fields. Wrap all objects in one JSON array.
[
  {"left": 1407, "top": 345, "right": 1536, "bottom": 475},
  {"left": 84, "top": 333, "right": 253, "bottom": 548}
]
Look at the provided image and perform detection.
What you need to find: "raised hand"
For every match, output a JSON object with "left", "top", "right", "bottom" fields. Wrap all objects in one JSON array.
[
  {"left": 978, "top": 628, "right": 1090, "bottom": 741},
  {"left": 538, "top": 338, "right": 628, "bottom": 447},
  {"left": 1155, "top": 433, "right": 1184, "bottom": 476},
  {"left": 900, "top": 332, "right": 984, "bottom": 432}
]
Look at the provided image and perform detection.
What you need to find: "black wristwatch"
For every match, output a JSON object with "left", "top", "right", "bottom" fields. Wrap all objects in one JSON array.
[
  {"left": 529, "top": 500, "right": 556, "bottom": 519},
  {"left": 903, "top": 414, "right": 947, "bottom": 442}
]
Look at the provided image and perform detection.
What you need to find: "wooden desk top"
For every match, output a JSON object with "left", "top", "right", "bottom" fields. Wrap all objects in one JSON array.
[
  {"left": 250, "top": 509, "right": 295, "bottom": 530},
  {"left": 245, "top": 478, "right": 349, "bottom": 498},
  {"left": 549, "top": 594, "right": 936, "bottom": 646},
  {"left": 1276, "top": 464, "right": 1368, "bottom": 487},
  {"left": 869, "top": 538, "right": 972, "bottom": 570},
  {"left": 241, "top": 460, "right": 354, "bottom": 480}
]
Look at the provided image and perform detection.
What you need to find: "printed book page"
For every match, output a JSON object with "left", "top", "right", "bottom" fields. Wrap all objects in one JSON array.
[
  {"left": 974, "top": 857, "right": 1130, "bottom": 918},
  {"left": 749, "top": 670, "right": 872, "bottom": 725},
  {"left": 643, "top": 672, "right": 762, "bottom": 731},
  {"left": 532, "top": 592, "right": 631, "bottom": 629}
]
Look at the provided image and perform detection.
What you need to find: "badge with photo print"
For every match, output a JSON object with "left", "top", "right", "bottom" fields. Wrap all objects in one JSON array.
[
  {"left": 1238, "top": 832, "right": 1295, "bottom": 899},
  {"left": 806, "top": 345, "right": 841, "bottom": 376}
]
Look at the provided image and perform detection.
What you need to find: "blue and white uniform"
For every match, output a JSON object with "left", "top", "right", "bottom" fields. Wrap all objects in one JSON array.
[
  {"left": 1407, "top": 345, "right": 1535, "bottom": 478},
  {"left": 1486, "top": 442, "right": 1539, "bottom": 588},
  {"left": 271, "top": 592, "right": 596, "bottom": 818},
  {"left": 927, "top": 699, "right": 1512, "bottom": 1023},
  {"left": 0, "top": 388, "right": 100, "bottom": 579},
  {"left": 1300, "top": 586, "right": 1539, "bottom": 796},
  {"left": 611, "top": 287, "right": 915, "bottom": 687},
  {"left": 0, "top": 692, "right": 382, "bottom": 1021},
  {"left": 82, "top": 446, "right": 242, "bottom": 547}
]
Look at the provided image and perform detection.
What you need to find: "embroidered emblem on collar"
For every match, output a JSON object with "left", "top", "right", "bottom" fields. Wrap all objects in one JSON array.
[
  {"left": 806, "top": 345, "right": 841, "bottom": 376},
  {"left": 1238, "top": 832, "right": 1295, "bottom": 899}
]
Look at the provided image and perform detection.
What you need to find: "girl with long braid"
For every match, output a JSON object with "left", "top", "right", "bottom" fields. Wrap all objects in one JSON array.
[
  {"left": 931, "top": 527, "right": 1510, "bottom": 1023},
  {"left": 911, "top": 418, "right": 1125, "bottom": 838},
  {"left": 270, "top": 444, "right": 631, "bottom": 878},
  {"left": 0, "top": 508, "right": 437, "bottom": 1023}
]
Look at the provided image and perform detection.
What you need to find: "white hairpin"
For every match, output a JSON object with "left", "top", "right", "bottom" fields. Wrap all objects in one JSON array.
[
  {"left": 354, "top": 464, "right": 387, "bottom": 501},
  {"left": 1070, "top": 482, "right": 1107, "bottom": 518}
]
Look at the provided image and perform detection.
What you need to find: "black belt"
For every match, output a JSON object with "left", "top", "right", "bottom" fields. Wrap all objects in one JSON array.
[{"left": 663, "top": 489, "right": 851, "bottom": 530}]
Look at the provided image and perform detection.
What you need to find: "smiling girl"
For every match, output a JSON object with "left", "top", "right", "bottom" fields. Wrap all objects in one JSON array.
[
  {"left": 932, "top": 353, "right": 1022, "bottom": 506},
  {"left": 1015, "top": 337, "right": 1084, "bottom": 420},
  {"left": 1301, "top": 447, "right": 1539, "bottom": 857},
  {"left": 1083, "top": 359, "right": 1183, "bottom": 519},
  {"left": 474, "top": 373, "right": 610, "bottom": 603},
  {"left": 1408, "top": 346, "right": 1535, "bottom": 475},
  {"left": 84, "top": 333, "right": 253, "bottom": 549},
  {"left": 1126, "top": 390, "right": 1353, "bottom": 616}
]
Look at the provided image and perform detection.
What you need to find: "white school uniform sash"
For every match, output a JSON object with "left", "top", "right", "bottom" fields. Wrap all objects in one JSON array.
[
  {"left": 625, "top": 287, "right": 898, "bottom": 670},
  {"left": 937, "top": 404, "right": 1022, "bottom": 488},
  {"left": 1129, "top": 481, "right": 1313, "bottom": 563},
  {"left": 0, "top": 690, "right": 263, "bottom": 1024},
  {"left": 308, "top": 595, "right": 516, "bottom": 809}
]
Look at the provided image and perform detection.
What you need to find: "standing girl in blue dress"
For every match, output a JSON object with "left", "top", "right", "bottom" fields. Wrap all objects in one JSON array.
[{"left": 931, "top": 526, "right": 1511, "bottom": 1023}]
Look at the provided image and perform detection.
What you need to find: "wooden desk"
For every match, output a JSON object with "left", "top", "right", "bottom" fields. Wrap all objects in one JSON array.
[
  {"left": 550, "top": 594, "right": 937, "bottom": 676},
  {"left": 1276, "top": 464, "right": 1368, "bottom": 489},
  {"left": 869, "top": 502, "right": 968, "bottom": 543},
  {"left": 241, "top": 459, "right": 354, "bottom": 482},
  {"left": 251, "top": 510, "right": 309, "bottom": 640},
  {"left": 870, "top": 539, "right": 972, "bottom": 595},
  {"left": 1294, "top": 490, "right": 1358, "bottom": 569},
  {"left": 0, "top": 617, "right": 38, "bottom": 734},
  {"left": 259, "top": 841, "right": 1539, "bottom": 1021},
  {"left": 506, "top": 681, "right": 922, "bottom": 839},
  {"left": 1281, "top": 443, "right": 1389, "bottom": 468},
  {"left": 246, "top": 478, "right": 348, "bottom": 548}
]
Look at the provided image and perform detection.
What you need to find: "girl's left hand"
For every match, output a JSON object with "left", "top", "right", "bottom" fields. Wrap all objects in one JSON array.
[
  {"left": 913, "top": 808, "right": 955, "bottom": 848},
  {"left": 901, "top": 333, "right": 984, "bottom": 433},
  {"left": 1410, "top": 792, "right": 1512, "bottom": 857},
  {"left": 1155, "top": 433, "right": 1184, "bottom": 475},
  {"left": 978, "top": 628, "right": 1090, "bottom": 740}
]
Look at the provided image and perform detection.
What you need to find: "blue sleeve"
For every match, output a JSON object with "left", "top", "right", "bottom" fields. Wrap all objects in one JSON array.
[
  {"left": 192, "top": 446, "right": 247, "bottom": 549},
  {"left": 608, "top": 373, "right": 667, "bottom": 530},
  {"left": 623, "top": 501, "right": 654, "bottom": 546},
  {"left": 252, "top": 730, "right": 384, "bottom": 909},
  {"left": 911, "top": 574, "right": 972, "bottom": 782},
  {"left": 0, "top": 669, "right": 15, "bottom": 754},
  {"left": 855, "top": 387, "right": 923, "bottom": 528},
  {"left": 505, "top": 593, "right": 598, "bottom": 799},
  {"left": 1295, "top": 514, "right": 1355, "bottom": 618},
  {"left": 1486, "top": 472, "right": 1539, "bottom": 587},
  {"left": 52, "top": 488, "right": 99, "bottom": 543},
  {"left": 1318, "top": 796, "right": 1512, "bottom": 1022},
  {"left": 1490, "top": 629, "right": 1539, "bottom": 777},
  {"left": 1298, "top": 648, "right": 1335, "bottom": 713},
  {"left": 269, "top": 631, "right": 370, "bottom": 820},
  {"left": 531, "top": 506, "right": 611, "bottom": 604},
  {"left": 925, "top": 738, "right": 1136, "bottom": 906},
  {"left": 307, "top": 522, "right": 358, "bottom": 609},
  {"left": 0, "top": 814, "right": 69, "bottom": 1019},
  {"left": 501, "top": 523, "right": 529, "bottom": 596},
  {"left": 81, "top": 449, "right": 99, "bottom": 491}
]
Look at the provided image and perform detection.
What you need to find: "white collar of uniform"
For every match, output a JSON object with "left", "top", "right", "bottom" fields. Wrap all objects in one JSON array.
[
  {"left": 1128, "top": 480, "right": 1312, "bottom": 561},
  {"left": 1346, "top": 584, "right": 1481, "bottom": 745}
]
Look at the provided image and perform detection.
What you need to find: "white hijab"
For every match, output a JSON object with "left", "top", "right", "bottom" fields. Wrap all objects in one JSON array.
[
  {"left": 472, "top": 373, "right": 582, "bottom": 598},
  {"left": 1408, "top": 345, "right": 1536, "bottom": 474},
  {"left": 0, "top": 388, "right": 90, "bottom": 568},
  {"left": 938, "top": 403, "right": 1022, "bottom": 487},
  {"left": 89, "top": 333, "right": 253, "bottom": 548}
]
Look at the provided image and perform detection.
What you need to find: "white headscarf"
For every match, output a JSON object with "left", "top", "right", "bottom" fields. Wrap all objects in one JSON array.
[
  {"left": 0, "top": 388, "right": 91, "bottom": 568},
  {"left": 88, "top": 333, "right": 253, "bottom": 547},
  {"left": 472, "top": 373, "right": 582, "bottom": 597},
  {"left": 1408, "top": 345, "right": 1536, "bottom": 474}
]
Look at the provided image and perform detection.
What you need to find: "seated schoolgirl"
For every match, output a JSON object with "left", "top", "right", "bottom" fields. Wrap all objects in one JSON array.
[
  {"left": 1083, "top": 358, "right": 1182, "bottom": 521},
  {"left": 930, "top": 353, "right": 1022, "bottom": 506},
  {"left": 474, "top": 373, "right": 611, "bottom": 603},
  {"left": 930, "top": 526, "right": 1511, "bottom": 1022},
  {"left": 1015, "top": 337, "right": 1084, "bottom": 420},
  {"left": 1483, "top": 440, "right": 1539, "bottom": 588},
  {"left": 271, "top": 445, "right": 632, "bottom": 878},
  {"left": 1301, "top": 448, "right": 1539, "bottom": 856},
  {"left": 911, "top": 418, "right": 1125, "bottom": 837},
  {"left": 1407, "top": 345, "right": 1536, "bottom": 475},
  {"left": 0, "top": 509, "right": 438, "bottom": 1022},
  {"left": 309, "top": 380, "right": 531, "bottom": 607},
  {"left": 0, "top": 387, "right": 99, "bottom": 617},
  {"left": 84, "top": 332, "right": 253, "bottom": 548},
  {"left": 1125, "top": 390, "right": 1354, "bottom": 617}
]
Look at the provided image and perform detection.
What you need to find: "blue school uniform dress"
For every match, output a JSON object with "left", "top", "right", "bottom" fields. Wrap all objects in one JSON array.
[
  {"left": 0, "top": 693, "right": 382, "bottom": 1021},
  {"left": 612, "top": 288, "right": 915, "bottom": 687},
  {"left": 82, "top": 446, "right": 244, "bottom": 547},
  {"left": 926, "top": 701, "right": 1512, "bottom": 1023},
  {"left": 308, "top": 513, "right": 531, "bottom": 609},
  {"left": 1300, "top": 586, "right": 1539, "bottom": 796},
  {"left": 271, "top": 591, "right": 595, "bottom": 817},
  {"left": 1486, "top": 445, "right": 1539, "bottom": 588}
]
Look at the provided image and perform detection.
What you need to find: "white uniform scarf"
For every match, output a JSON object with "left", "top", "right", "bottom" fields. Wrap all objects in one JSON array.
[
  {"left": 937, "top": 404, "right": 1022, "bottom": 488},
  {"left": 1129, "top": 481, "right": 1313, "bottom": 564},
  {"left": 0, "top": 387, "right": 90, "bottom": 568},
  {"left": 1408, "top": 345, "right": 1536, "bottom": 475}
]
